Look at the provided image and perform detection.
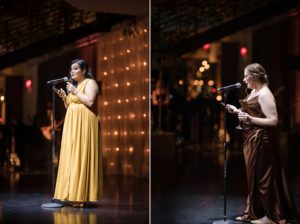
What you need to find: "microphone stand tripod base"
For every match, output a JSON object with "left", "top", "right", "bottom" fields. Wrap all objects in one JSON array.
[
  {"left": 41, "top": 202, "right": 64, "bottom": 209},
  {"left": 213, "top": 220, "right": 235, "bottom": 224}
]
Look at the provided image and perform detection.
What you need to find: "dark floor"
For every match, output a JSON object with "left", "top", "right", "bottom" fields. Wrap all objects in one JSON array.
[
  {"left": 151, "top": 144, "right": 300, "bottom": 224},
  {"left": 0, "top": 172, "right": 149, "bottom": 224}
]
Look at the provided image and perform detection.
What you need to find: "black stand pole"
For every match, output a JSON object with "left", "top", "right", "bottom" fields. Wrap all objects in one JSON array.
[
  {"left": 41, "top": 84, "right": 63, "bottom": 208},
  {"left": 213, "top": 91, "right": 234, "bottom": 224}
]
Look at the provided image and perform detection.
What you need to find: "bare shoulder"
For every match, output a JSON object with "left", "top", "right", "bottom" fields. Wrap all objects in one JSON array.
[
  {"left": 86, "top": 79, "right": 99, "bottom": 92},
  {"left": 258, "top": 86, "right": 275, "bottom": 103}
]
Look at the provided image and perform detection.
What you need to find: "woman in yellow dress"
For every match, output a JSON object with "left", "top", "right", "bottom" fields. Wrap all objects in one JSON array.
[{"left": 54, "top": 59, "right": 103, "bottom": 207}]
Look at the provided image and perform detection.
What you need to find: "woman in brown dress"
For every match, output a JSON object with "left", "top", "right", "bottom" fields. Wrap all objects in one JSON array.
[{"left": 226, "top": 63, "right": 299, "bottom": 224}]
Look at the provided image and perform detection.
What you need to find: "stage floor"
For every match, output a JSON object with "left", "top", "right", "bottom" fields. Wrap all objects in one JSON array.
[
  {"left": 0, "top": 173, "right": 149, "bottom": 224},
  {"left": 151, "top": 145, "right": 300, "bottom": 224}
]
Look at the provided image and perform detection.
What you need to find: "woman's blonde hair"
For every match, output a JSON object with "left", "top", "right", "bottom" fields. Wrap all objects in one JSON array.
[{"left": 245, "top": 63, "right": 268, "bottom": 85}]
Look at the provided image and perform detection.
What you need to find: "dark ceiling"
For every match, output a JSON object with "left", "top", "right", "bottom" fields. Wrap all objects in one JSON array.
[
  {"left": 152, "top": 0, "right": 300, "bottom": 55},
  {"left": 0, "top": 0, "right": 132, "bottom": 70}
]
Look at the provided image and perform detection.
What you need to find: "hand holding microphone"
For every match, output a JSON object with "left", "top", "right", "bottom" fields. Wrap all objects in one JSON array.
[{"left": 66, "top": 82, "right": 78, "bottom": 94}]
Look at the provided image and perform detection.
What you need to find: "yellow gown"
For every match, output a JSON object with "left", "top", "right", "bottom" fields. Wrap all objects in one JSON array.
[{"left": 54, "top": 78, "right": 103, "bottom": 202}]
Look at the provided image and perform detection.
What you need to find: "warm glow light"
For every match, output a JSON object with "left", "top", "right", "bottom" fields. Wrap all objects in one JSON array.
[
  {"left": 108, "top": 116, "right": 111, "bottom": 120},
  {"left": 123, "top": 131, "right": 128, "bottom": 135},
  {"left": 103, "top": 56, "right": 108, "bottom": 60},
  {"left": 117, "top": 115, "right": 121, "bottom": 119},
  {"left": 143, "top": 29, "right": 148, "bottom": 33},
  {"left": 141, "top": 131, "right": 145, "bottom": 135},
  {"left": 131, "top": 64, "right": 136, "bottom": 67},
  {"left": 142, "top": 96, "right": 146, "bottom": 100},
  {"left": 202, "top": 60, "right": 208, "bottom": 66},
  {"left": 199, "top": 67, "right": 205, "bottom": 72},
  {"left": 143, "top": 113, "right": 147, "bottom": 117},
  {"left": 144, "top": 44, "right": 148, "bottom": 48},
  {"left": 115, "top": 83, "right": 119, "bottom": 87},
  {"left": 120, "top": 52, "right": 124, "bottom": 56},
  {"left": 193, "top": 80, "right": 199, "bottom": 86},
  {"left": 240, "top": 47, "right": 248, "bottom": 56},
  {"left": 116, "top": 147, "right": 120, "bottom": 152},
  {"left": 126, "top": 66, "right": 130, "bottom": 70},
  {"left": 203, "top": 43, "right": 211, "bottom": 50},
  {"left": 126, "top": 49, "right": 131, "bottom": 53},
  {"left": 143, "top": 61, "right": 147, "bottom": 66},
  {"left": 114, "top": 131, "right": 118, "bottom": 135},
  {"left": 126, "top": 82, "right": 131, "bottom": 86},
  {"left": 117, "top": 99, "right": 122, "bottom": 103},
  {"left": 134, "top": 97, "right": 137, "bottom": 101},
  {"left": 0, "top": 96, "right": 5, "bottom": 102},
  {"left": 110, "top": 162, "right": 115, "bottom": 166},
  {"left": 216, "top": 95, "right": 223, "bottom": 101},
  {"left": 119, "top": 37, "right": 123, "bottom": 41},
  {"left": 126, "top": 99, "right": 129, "bottom": 103},
  {"left": 129, "top": 113, "right": 136, "bottom": 119},
  {"left": 179, "top": 80, "right": 184, "bottom": 85},
  {"left": 204, "top": 64, "right": 210, "bottom": 69},
  {"left": 110, "top": 70, "right": 114, "bottom": 74},
  {"left": 103, "top": 72, "right": 108, "bottom": 76},
  {"left": 129, "top": 147, "right": 134, "bottom": 153},
  {"left": 199, "top": 80, "right": 204, "bottom": 86},
  {"left": 25, "top": 79, "right": 32, "bottom": 89},
  {"left": 208, "top": 80, "right": 214, "bottom": 86},
  {"left": 104, "top": 101, "right": 108, "bottom": 106}
]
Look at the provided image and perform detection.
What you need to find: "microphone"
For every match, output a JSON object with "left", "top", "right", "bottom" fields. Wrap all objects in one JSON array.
[
  {"left": 47, "top": 77, "right": 69, "bottom": 85},
  {"left": 217, "top": 83, "right": 241, "bottom": 91}
]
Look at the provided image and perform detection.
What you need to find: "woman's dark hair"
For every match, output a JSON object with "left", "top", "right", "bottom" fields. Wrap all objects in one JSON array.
[
  {"left": 71, "top": 59, "right": 94, "bottom": 79},
  {"left": 245, "top": 63, "right": 268, "bottom": 85}
]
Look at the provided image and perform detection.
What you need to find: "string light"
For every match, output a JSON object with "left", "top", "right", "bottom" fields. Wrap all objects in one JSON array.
[
  {"left": 129, "top": 147, "right": 134, "bottom": 153},
  {"left": 100, "top": 26, "right": 149, "bottom": 176}
]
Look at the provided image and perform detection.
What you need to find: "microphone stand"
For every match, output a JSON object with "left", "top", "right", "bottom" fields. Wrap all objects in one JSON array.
[
  {"left": 213, "top": 90, "right": 234, "bottom": 224},
  {"left": 41, "top": 83, "right": 63, "bottom": 208}
]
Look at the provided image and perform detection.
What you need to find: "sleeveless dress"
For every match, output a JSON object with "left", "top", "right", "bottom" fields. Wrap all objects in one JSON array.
[
  {"left": 54, "top": 78, "right": 103, "bottom": 202},
  {"left": 240, "top": 96, "right": 299, "bottom": 222}
]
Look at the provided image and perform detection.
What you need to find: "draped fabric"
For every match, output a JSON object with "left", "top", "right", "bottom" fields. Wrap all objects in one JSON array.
[
  {"left": 240, "top": 96, "right": 299, "bottom": 223},
  {"left": 97, "top": 19, "right": 149, "bottom": 177},
  {"left": 54, "top": 78, "right": 103, "bottom": 202}
]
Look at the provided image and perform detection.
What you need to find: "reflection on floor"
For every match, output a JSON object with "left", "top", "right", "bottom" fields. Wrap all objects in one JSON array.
[
  {"left": 152, "top": 145, "right": 300, "bottom": 224},
  {"left": 0, "top": 173, "right": 149, "bottom": 224}
]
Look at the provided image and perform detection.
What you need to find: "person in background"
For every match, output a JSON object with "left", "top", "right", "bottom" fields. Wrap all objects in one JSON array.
[{"left": 152, "top": 80, "right": 170, "bottom": 131}]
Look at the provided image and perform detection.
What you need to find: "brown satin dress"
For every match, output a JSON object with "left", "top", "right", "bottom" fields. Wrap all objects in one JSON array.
[{"left": 240, "top": 96, "right": 299, "bottom": 223}]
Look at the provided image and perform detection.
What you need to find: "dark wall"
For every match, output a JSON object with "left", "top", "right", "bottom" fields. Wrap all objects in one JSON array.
[
  {"left": 5, "top": 76, "right": 23, "bottom": 124},
  {"left": 37, "top": 44, "right": 97, "bottom": 120}
]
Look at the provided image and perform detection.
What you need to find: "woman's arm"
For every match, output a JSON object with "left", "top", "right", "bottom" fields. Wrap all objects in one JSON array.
[{"left": 67, "top": 80, "right": 99, "bottom": 107}]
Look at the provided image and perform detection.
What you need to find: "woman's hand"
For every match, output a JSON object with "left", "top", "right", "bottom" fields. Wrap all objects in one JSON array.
[
  {"left": 55, "top": 88, "right": 67, "bottom": 99},
  {"left": 238, "top": 111, "right": 252, "bottom": 123},
  {"left": 66, "top": 82, "right": 78, "bottom": 94},
  {"left": 225, "top": 104, "right": 239, "bottom": 114}
]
